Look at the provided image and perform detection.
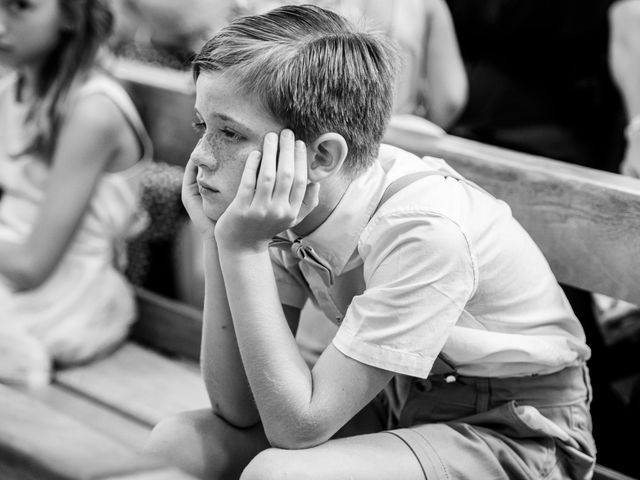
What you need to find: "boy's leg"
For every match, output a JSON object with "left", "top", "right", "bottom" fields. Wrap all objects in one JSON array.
[
  {"left": 144, "top": 408, "right": 270, "bottom": 479},
  {"left": 241, "top": 431, "right": 427, "bottom": 480}
]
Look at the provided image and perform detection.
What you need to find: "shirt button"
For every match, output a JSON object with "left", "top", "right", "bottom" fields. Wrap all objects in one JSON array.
[{"left": 335, "top": 315, "right": 342, "bottom": 324}]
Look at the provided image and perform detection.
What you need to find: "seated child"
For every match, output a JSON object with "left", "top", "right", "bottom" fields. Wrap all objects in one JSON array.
[
  {"left": 0, "top": 0, "right": 151, "bottom": 386},
  {"left": 145, "top": 5, "right": 596, "bottom": 479}
]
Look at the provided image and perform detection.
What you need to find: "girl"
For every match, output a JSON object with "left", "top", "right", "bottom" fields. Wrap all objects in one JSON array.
[{"left": 0, "top": 0, "right": 152, "bottom": 386}]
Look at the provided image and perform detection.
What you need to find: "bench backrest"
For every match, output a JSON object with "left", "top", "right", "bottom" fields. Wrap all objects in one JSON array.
[{"left": 384, "top": 123, "right": 640, "bottom": 306}]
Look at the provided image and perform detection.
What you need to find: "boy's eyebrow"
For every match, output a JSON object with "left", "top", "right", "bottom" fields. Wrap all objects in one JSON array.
[
  {"left": 213, "top": 113, "right": 243, "bottom": 125},
  {"left": 193, "top": 108, "right": 244, "bottom": 126}
]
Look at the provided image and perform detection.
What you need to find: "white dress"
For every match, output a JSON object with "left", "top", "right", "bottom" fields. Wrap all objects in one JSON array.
[{"left": 0, "top": 73, "right": 152, "bottom": 383}]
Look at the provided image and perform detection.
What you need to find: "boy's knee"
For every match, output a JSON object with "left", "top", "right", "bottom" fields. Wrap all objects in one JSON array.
[
  {"left": 144, "top": 409, "right": 218, "bottom": 478},
  {"left": 144, "top": 411, "right": 201, "bottom": 460},
  {"left": 146, "top": 409, "right": 268, "bottom": 479},
  {"left": 241, "top": 448, "right": 308, "bottom": 480}
]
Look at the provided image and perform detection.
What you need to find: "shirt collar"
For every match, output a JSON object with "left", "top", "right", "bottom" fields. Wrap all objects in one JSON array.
[{"left": 287, "top": 146, "right": 405, "bottom": 276}]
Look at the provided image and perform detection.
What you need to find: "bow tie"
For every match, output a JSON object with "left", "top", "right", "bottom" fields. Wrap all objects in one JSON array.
[{"left": 270, "top": 235, "right": 334, "bottom": 286}]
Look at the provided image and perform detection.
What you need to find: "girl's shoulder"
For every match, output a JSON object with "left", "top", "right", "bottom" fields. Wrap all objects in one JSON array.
[
  {"left": 68, "top": 71, "right": 152, "bottom": 161},
  {"left": 72, "top": 72, "right": 134, "bottom": 111}
]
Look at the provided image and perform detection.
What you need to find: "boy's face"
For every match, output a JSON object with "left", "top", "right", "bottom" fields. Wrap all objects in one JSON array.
[{"left": 191, "top": 71, "right": 287, "bottom": 221}]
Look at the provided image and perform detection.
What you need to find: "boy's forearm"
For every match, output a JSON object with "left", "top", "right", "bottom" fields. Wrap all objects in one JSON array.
[
  {"left": 200, "top": 241, "right": 260, "bottom": 427},
  {"left": 218, "top": 246, "right": 320, "bottom": 445}
]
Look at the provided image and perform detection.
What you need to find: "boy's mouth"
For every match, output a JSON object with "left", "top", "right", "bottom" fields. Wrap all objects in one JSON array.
[{"left": 198, "top": 183, "right": 219, "bottom": 194}]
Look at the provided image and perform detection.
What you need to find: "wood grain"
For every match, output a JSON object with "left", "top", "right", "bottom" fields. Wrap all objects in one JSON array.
[
  {"left": 0, "top": 384, "right": 164, "bottom": 480},
  {"left": 55, "top": 342, "right": 209, "bottom": 427}
]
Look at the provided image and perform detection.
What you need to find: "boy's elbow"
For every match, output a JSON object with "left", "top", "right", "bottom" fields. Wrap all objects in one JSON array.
[
  {"left": 264, "top": 416, "right": 332, "bottom": 450},
  {"left": 11, "top": 261, "right": 49, "bottom": 291},
  {"left": 209, "top": 399, "right": 260, "bottom": 429}
]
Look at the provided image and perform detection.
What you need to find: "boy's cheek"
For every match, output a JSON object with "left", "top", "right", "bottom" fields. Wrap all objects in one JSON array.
[{"left": 209, "top": 140, "right": 255, "bottom": 170}]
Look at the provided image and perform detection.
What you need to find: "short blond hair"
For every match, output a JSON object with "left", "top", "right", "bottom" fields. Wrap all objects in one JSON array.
[{"left": 192, "top": 4, "right": 399, "bottom": 175}]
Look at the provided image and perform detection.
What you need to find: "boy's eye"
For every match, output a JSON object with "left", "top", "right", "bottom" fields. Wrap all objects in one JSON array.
[
  {"left": 191, "top": 121, "right": 206, "bottom": 134},
  {"left": 220, "top": 128, "right": 242, "bottom": 142},
  {"left": 6, "top": 0, "right": 32, "bottom": 12}
]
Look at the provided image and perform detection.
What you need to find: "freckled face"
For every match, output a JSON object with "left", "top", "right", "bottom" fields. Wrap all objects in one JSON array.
[{"left": 191, "top": 72, "right": 285, "bottom": 221}]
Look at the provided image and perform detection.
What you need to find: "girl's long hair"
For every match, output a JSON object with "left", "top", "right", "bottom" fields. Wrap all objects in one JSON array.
[{"left": 23, "top": 0, "right": 114, "bottom": 158}]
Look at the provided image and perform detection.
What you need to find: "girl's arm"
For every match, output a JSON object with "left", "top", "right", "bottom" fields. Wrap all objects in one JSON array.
[
  {"left": 0, "top": 94, "right": 137, "bottom": 290},
  {"left": 422, "top": 0, "right": 468, "bottom": 129}
]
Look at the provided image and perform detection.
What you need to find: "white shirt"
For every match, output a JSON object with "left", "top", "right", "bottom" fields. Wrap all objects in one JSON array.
[{"left": 271, "top": 144, "right": 590, "bottom": 379}]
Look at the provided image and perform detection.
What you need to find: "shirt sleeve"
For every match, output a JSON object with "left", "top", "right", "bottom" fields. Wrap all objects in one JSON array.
[
  {"left": 270, "top": 247, "right": 308, "bottom": 309},
  {"left": 332, "top": 210, "right": 477, "bottom": 378}
]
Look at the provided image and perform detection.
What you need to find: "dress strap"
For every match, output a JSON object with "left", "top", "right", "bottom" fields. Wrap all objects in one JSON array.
[{"left": 74, "top": 75, "right": 153, "bottom": 163}]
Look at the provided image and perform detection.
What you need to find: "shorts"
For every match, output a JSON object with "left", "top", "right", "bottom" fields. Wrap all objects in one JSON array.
[{"left": 338, "top": 364, "right": 596, "bottom": 480}]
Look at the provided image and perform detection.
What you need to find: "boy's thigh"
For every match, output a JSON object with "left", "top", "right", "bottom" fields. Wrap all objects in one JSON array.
[
  {"left": 243, "top": 419, "right": 567, "bottom": 480},
  {"left": 243, "top": 431, "right": 426, "bottom": 480}
]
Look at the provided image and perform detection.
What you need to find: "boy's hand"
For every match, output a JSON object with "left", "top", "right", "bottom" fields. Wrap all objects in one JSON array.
[
  {"left": 182, "top": 158, "right": 217, "bottom": 239},
  {"left": 215, "top": 129, "right": 319, "bottom": 253}
]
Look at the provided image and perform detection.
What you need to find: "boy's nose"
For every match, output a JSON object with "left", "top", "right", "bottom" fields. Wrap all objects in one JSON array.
[{"left": 189, "top": 139, "right": 218, "bottom": 171}]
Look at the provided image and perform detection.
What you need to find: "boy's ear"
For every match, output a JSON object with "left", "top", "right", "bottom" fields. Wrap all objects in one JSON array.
[{"left": 307, "top": 133, "right": 348, "bottom": 182}]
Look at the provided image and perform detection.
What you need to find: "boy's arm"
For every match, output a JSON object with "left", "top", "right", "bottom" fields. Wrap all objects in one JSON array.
[
  {"left": 214, "top": 131, "right": 395, "bottom": 448},
  {"left": 200, "top": 240, "right": 303, "bottom": 427},
  {"left": 182, "top": 158, "right": 268, "bottom": 427},
  {"left": 199, "top": 241, "right": 261, "bottom": 427},
  {"left": 218, "top": 248, "right": 394, "bottom": 448}
]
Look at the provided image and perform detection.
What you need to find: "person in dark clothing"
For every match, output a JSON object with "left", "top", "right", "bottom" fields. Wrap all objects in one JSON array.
[{"left": 445, "top": 0, "right": 625, "bottom": 172}]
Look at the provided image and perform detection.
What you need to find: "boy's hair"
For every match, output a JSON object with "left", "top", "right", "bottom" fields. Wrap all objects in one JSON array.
[
  {"left": 24, "top": 0, "right": 114, "bottom": 158},
  {"left": 192, "top": 4, "right": 399, "bottom": 175}
]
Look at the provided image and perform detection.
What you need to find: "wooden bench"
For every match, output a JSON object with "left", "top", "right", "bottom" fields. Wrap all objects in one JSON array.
[{"left": 1, "top": 59, "right": 638, "bottom": 479}]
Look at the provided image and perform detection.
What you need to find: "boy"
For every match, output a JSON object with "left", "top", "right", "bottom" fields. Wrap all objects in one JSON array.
[{"left": 145, "top": 5, "right": 596, "bottom": 479}]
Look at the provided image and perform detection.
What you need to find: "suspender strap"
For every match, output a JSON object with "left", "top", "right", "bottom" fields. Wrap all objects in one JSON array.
[
  {"left": 376, "top": 171, "right": 448, "bottom": 211},
  {"left": 373, "top": 168, "right": 468, "bottom": 378},
  {"left": 375, "top": 166, "right": 491, "bottom": 214}
]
